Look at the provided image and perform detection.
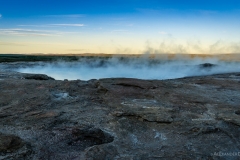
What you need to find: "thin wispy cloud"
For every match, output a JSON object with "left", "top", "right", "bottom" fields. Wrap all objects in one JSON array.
[
  {"left": 18, "top": 24, "right": 85, "bottom": 28},
  {"left": 136, "top": 8, "right": 178, "bottom": 15},
  {"left": 0, "top": 41, "right": 70, "bottom": 47},
  {"left": 18, "top": 24, "right": 55, "bottom": 28},
  {"left": 0, "top": 14, "right": 2, "bottom": 18},
  {"left": 42, "top": 14, "right": 85, "bottom": 18},
  {"left": 0, "top": 28, "right": 61, "bottom": 37},
  {"left": 0, "top": 28, "right": 82, "bottom": 37},
  {"left": 51, "top": 24, "right": 85, "bottom": 27}
]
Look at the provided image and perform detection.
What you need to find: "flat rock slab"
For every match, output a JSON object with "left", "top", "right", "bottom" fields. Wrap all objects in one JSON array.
[{"left": 0, "top": 71, "right": 240, "bottom": 159}]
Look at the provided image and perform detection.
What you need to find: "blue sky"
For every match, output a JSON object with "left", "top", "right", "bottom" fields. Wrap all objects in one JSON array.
[{"left": 0, "top": 0, "right": 240, "bottom": 54}]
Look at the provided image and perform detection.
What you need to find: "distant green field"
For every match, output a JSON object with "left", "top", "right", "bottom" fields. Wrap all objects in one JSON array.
[
  {"left": 1, "top": 53, "right": 240, "bottom": 63},
  {"left": 0, "top": 53, "right": 133, "bottom": 63},
  {"left": 0, "top": 54, "right": 85, "bottom": 63}
]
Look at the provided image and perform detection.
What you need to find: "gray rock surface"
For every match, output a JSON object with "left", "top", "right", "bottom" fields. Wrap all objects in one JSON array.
[{"left": 0, "top": 70, "right": 240, "bottom": 159}]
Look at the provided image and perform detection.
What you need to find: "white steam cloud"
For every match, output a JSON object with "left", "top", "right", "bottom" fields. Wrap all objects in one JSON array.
[{"left": 16, "top": 56, "right": 240, "bottom": 80}]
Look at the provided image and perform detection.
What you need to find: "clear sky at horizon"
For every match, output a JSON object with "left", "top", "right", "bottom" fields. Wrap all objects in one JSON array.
[{"left": 0, "top": 0, "right": 240, "bottom": 54}]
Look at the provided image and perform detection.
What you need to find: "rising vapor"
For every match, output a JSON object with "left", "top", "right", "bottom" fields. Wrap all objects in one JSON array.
[{"left": 16, "top": 54, "right": 240, "bottom": 80}]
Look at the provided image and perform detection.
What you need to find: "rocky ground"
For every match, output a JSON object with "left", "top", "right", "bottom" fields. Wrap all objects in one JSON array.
[{"left": 0, "top": 68, "right": 240, "bottom": 159}]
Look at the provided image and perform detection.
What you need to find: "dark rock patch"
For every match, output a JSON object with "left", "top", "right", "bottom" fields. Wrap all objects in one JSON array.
[
  {"left": 35, "top": 126, "right": 114, "bottom": 159},
  {"left": 235, "top": 110, "right": 240, "bottom": 115},
  {"left": 0, "top": 133, "right": 24, "bottom": 153},
  {"left": 110, "top": 78, "right": 157, "bottom": 89},
  {"left": 199, "top": 63, "right": 216, "bottom": 68},
  {"left": 113, "top": 107, "right": 173, "bottom": 123},
  {"left": 114, "top": 82, "right": 145, "bottom": 89},
  {"left": 201, "top": 126, "right": 219, "bottom": 134},
  {"left": 0, "top": 113, "right": 12, "bottom": 119},
  {"left": 83, "top": 145, "right": 118, "bottom": 160},
  {"left": 23, "top": 74, "right": 55, "bottom": 80},
  {"left": 68, "top": 127, "right": 114, "bottom": 148}
]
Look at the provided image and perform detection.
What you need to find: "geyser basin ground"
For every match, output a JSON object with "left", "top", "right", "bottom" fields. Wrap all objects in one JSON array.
[
  {"left": 0, "top": 69, "right": 240, "bottom": 159},
  {"left": 13, "top": 57, "right": 240, "bottom": 80}
]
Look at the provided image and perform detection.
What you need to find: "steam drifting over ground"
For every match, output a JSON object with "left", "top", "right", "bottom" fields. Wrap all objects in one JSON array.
[{"left": 15, "top": 55, "right": 240, "bottom": 80}]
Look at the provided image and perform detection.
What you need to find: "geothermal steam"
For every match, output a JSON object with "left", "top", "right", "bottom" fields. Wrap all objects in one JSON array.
[{"left": 17, "top": 56, "right": 240, "bottom": 80}]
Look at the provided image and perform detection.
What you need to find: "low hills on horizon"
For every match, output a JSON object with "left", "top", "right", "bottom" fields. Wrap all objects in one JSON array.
[{"left": 0, "top": 53, "right": 240, "bottom": 63}]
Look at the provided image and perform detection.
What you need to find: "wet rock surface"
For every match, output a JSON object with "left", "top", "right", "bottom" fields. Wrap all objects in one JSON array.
[{"left": 0, "top": 70, "right": 240, "bottom": 159}]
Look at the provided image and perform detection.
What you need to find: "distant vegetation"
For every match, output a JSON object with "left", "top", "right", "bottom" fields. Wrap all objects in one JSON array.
[
  {"left": 1, "top": 53, "right": 239, "bottom": 63},
  {"left": 0, "top": 53, "right": 145, "bottom": 63},
  {"left": 0, "top": 53, "right": 134, "bottom": 63},
  {"left": 0, "top": 54, "right": 86, "bottom": 63}
]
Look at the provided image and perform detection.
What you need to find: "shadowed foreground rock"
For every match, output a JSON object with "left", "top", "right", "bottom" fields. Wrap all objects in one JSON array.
[{"left": 0, "top": 71, "right": 240, "bottom": 159}]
